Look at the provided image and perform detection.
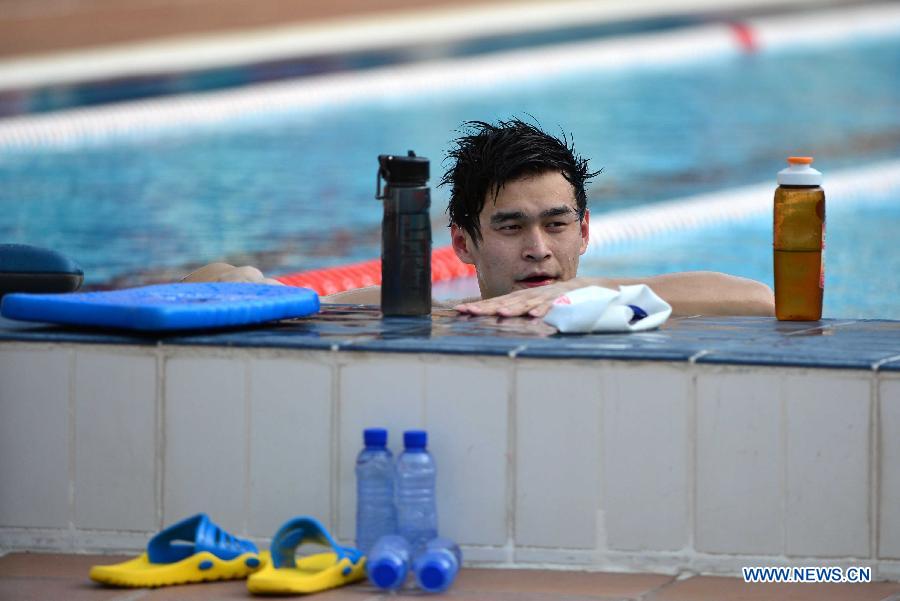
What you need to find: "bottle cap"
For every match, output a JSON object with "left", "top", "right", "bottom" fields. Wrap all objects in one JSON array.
[
  {"left": 368, "top": 555, "right": 406, "bottom": 589},
  {"left": 404, "top": 430, "right": 427, "bottom": 449},
  {"left": 416, "top": 555, "right": 456, "bottom": 592},
  {"left": 363, "top": 428, "right": 388, "bottom": 447},
  {"left": 378, "top": 151, "right": 429, "bottom": 185},
  {"left": 777, "top": 156, "right": 822, "bottom": 186}
]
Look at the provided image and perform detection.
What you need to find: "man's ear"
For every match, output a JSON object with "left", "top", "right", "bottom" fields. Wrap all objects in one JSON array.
[
  {"left": 579, "top": 209, "right": 590, "bottom": 255},
  {"left": 451, "top": 224, "right": 476, "bottom": 265}
]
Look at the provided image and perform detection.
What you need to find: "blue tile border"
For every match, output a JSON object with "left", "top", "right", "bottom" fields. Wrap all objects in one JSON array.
[
  {"left": 3, "top": 306, "right": 900, "bottom": 371},
  {"left": 0, "top": 316, "right": 158, "bottom": 346}
]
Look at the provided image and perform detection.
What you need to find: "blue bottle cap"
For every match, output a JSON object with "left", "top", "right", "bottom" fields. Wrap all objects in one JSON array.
[
  {"left": 416, "top": 555, "right": 455, "bottom": 592},
  {"left": 404, "top": 430, "right": 427, "bottom": 449},
  {"left": 368, "top": 555, "right": 407, "bottom": 590},
  {"left": 364, "top": 428, "right": 388, "bottom": 447}
]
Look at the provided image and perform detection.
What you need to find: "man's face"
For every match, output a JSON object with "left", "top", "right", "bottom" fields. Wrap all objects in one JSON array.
[{"left": 451, "top": 171, "right": 590, "bottom": 299}]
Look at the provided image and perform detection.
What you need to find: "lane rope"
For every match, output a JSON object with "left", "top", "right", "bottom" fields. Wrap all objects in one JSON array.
[{"left": 279, "top": 159, "right": 900, "bottom": 295}]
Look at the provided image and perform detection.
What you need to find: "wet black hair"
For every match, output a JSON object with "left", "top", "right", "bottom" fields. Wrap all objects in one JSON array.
[{"left": 440, "top": 118, "right": 600, "bottom": 244}]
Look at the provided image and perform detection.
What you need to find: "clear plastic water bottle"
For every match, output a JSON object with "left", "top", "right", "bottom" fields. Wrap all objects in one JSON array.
[
  {"left": 395, "top": 430, "right": 438, "bottom": 555},
  {"left": 366, "top": 534, "right": 411, "bottom": 590},
  {"left": 414, "top": 537, "right": 462, "bottom": 593},
  {"left": 355, "top": 428, "right": 397, "bottom": 555}
]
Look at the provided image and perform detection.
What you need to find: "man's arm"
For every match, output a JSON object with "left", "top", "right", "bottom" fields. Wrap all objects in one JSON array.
[
  {"left": 182, "top": 265, "right": 472, "bottom": 307},
  {"left": 321, "top": 286, "right": 381, "bottom": 304},
  {"left": 182, "top": 262, "right": 284, "bottom": 285},
  {"left": 182, "top": 263, "right": 383, "bottom": 303},
  {"left": 454, "top": 271, "right": 775, "bottom": 318},
  {"left": 322, "top": 286, "right": 480, "bottom": 309}
]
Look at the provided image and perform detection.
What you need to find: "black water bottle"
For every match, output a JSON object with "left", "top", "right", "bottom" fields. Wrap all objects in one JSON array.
[{"left": 376, "top": 151, "right": 431, "bottom": 316}]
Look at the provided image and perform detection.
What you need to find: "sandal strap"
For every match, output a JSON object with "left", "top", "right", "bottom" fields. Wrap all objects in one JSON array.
[
  {"left": 270, "top": 516, "right": 363, "bottom": 569},
  {"left": 148, "top": 513, "right": 257, "bottom": 564}
]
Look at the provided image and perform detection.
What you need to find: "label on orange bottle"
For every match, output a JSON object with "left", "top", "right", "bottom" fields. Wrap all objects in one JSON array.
[{"left": 820, "top": 222, "right": 826, "bottom": 289}]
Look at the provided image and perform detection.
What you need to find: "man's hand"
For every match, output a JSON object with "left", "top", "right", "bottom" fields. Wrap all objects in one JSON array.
[
  {"left": 454, "top": 278, "right": 589, "bottom": 318},
  {"left": 181, "top": 262, "right": 284, "bottom": 286},
  {"left": 454, "top": 272, "right": 775, "bottom": 318}
]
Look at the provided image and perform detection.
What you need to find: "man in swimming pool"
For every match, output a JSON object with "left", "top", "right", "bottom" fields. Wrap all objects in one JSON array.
[{"left": 184, "top": 119, "right": 774, "bottom": 317}]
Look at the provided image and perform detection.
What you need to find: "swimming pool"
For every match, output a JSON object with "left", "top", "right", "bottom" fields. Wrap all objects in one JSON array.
[{"left": 1, "top": 16, "right": 899, "bottom": 318}]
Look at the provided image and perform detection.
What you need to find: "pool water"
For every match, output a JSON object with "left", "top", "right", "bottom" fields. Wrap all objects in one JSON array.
[{"left": 1, "top": 33, "right": 899, "bottom": 317}]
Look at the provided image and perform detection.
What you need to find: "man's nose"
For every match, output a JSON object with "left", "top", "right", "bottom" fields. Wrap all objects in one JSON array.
[{"left": 522, "top": 229, "right": 552, "bottom": 261}]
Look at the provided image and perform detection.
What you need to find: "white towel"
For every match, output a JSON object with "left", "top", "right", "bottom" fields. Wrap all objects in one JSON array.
[{"left": 543, "top": 285, "right": 672, "bottom": 333}]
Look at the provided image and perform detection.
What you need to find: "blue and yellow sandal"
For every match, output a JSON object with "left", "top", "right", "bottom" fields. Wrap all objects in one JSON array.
[
  {"left": 247, "top": 516, "right": 366, "bottom": 595},
  {"left": 90, "top": 513, "right": 265, "bottom": 588}
]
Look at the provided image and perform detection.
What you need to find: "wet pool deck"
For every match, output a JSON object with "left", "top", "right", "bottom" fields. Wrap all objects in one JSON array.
[
  {"left": 3, "top": 552, "right": 900, "bottom": 601},
  {"left": 1, "top": 306, "right": 899, "bottom": 372}
]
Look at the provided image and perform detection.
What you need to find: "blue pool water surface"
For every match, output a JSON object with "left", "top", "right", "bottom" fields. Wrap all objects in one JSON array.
[{"left": 1, "top": 34, "right": 899, "bottom": 318}]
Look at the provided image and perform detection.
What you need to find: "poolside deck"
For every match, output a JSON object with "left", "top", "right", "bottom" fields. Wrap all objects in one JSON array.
[
  {"left": 3, "top": 552, "right": 900, "bottom": 601},
  {"left": 0, "top": 0, "right": 511, "bottom": 58},
  {"left": 1, "top": 0, "right": 828, "bottom": 59}
]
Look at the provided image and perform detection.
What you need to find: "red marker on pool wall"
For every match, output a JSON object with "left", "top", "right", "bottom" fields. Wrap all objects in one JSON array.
[{"left": 730, "top": 21, "right": 758, "bottom": 53}]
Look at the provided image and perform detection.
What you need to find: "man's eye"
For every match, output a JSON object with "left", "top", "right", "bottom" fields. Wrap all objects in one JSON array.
[
  {"left": 498, "top": 224, "right": 520, "bottom": 231},
  {"left": 546, "top": 222, "right": 568, "bottom": 229}
]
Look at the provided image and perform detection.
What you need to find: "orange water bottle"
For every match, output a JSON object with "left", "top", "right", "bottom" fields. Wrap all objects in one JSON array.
[{"left": 773, "top": 156, "right": 825, "bottom": 320}]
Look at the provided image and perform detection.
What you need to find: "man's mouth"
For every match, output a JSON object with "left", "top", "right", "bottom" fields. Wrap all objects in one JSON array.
[{"left": 516, "top": 274, "right": 557, "bottom": 288}]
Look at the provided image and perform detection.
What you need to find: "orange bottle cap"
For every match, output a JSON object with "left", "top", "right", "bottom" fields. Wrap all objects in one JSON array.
[{"left": 787, "top": 156, "right": 814, "bottom": 165}]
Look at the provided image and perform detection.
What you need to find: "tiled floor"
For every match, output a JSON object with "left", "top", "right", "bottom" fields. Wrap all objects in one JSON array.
[{"left": 3, "top": 553, "right": 900, "bottom": 601}]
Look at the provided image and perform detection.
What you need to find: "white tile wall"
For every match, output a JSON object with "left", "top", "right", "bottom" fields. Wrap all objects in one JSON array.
[
  {"left": 425, "top": 360, "right": 508, "bottom": 546},
  {"left": 0, "top": 339, "right": 893, "bottom": 575},
  {"left": 248, "top": 358, "right": 332, "bottom": 538},
  {"left": 602, "top": 365, "right": 690, "bottom": 552},
  {"left": 514, "top": 547, "right": 597, "bottom": 565},
  {"left": 0, "top": 348, "right": 71, "bottom": 528},
  {"left": 337, "top": 357, "right": 426, "bottom": 542},
  {"left": 784, "top": 374, "right": 870, "bottom": 557},
  {"left": 163, "top": 357, "right": 247, "bottom": 530},
  {"left": 515, "top": 362, "right": 601, "bottom": 549},
  {"left": 74, "top": 351, "right": 157, "bottom": 531},
  {"left": 459, "top": 545, "right": 510, "bottom": 564},
  {"left": 696, "top": 371, "right": 783, "bottom": 555},
  {"left": 880, "top": 378, "right": 900, "bottom": 559}
]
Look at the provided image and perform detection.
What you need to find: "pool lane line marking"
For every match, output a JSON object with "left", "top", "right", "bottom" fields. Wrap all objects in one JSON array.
[
  {"left": 0, "top": 23, "right": 737, "bottom": 149},
  {"left": 3, "top": 4, "right": 900, "bottom": 150},
  {"left": 0, "top": 0, "right": 828, "bottom": 93},
  {"left": 584, "top": 159, "right": 900, "bottom": 256}
]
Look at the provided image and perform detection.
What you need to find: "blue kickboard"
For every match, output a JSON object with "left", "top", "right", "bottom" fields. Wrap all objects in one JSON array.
[{"left": 0, "top": 283, "right": 319, "bottom": 332}]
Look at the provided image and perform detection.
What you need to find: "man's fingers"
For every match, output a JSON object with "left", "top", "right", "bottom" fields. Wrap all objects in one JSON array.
[
  {"left": 528, "top": 304, "right": 553, "bottom": 318},
  {"left": 498, "top": 298, "right": 549, "bottom": 317},
  {"left": 455, "top": 285, "right": 569, "bottom": 317}
]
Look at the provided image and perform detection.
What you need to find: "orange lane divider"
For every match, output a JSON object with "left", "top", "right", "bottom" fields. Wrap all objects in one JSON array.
[{"left": 276, "top": 245, "right": 476, "bottom": 296}]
